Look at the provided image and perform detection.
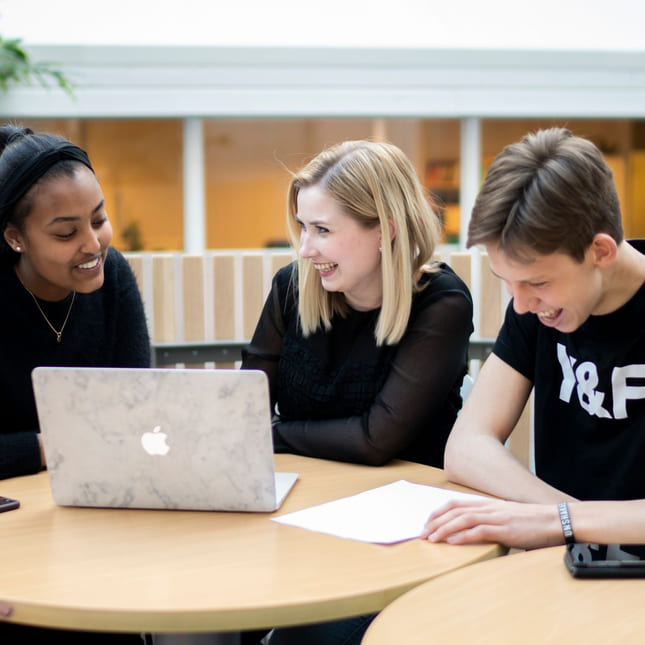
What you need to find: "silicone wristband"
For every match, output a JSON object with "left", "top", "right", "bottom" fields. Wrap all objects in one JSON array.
[{"left": 558, "top": 501, "right": 575, "bottom": 544}]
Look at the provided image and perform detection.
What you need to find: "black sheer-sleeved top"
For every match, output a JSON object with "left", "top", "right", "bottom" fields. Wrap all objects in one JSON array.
[{"left": 242, "top": 262, "right": 473, "bottom": 467}]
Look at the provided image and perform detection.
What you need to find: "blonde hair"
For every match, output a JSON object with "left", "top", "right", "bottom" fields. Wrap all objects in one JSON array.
[{"left": 286, "top": 140, "right": 441, "bottom": 345}]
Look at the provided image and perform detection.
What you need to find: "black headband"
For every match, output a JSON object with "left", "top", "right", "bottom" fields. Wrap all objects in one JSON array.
[{"left": 0, "top": 143, "right": 94, "bottom": 233}]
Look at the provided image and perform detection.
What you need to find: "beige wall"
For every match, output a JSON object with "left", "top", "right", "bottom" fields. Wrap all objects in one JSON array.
[
  {"left": 19, "top": 117, "right": 644, "bottom": 250},
  {"left": 22, "top": 118, "right": 184, "bottom": 250},
  {"left": 629, "top": 152, "right": 645, "bottom": 238},
  {"left": 204, "top": 119, "right": 379, "bottom": 248},
  {"left": 86, "top": 120, "right": 184, "bottom": 251}
]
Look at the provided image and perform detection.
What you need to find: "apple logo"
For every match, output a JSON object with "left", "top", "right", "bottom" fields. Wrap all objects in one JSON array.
[{"left": 140, "top": 425, "right": 170, "bottom": 456}]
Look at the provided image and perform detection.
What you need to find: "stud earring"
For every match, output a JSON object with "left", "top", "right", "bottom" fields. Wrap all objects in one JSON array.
[{"left": 15, "top": 246, "right": 21, "bottom": 252}]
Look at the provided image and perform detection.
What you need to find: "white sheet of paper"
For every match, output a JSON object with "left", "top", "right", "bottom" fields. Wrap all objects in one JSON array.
[{"left": 271, "top": 479, "right": 485, "bottom": 544}]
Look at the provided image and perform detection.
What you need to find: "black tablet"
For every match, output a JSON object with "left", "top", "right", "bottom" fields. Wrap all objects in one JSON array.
[{"left": 564, "top": 543, "right": 645, "bottom": 578}]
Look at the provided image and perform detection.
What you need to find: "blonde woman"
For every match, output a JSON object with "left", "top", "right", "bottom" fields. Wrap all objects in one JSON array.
[
  {"left": 243, "top": 140, "right": 473, "bottom": 469},
  {"left": 241, "top": 140, "right": 473, "bottom": 645}
]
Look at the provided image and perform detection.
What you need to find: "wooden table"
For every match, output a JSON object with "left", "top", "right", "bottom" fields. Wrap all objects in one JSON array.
[
  {"left": 363, "top": 545, "right": 645, "bottom": 644},
  {"left": 0, "top": 454, "right": 502, "bottom": 634}
]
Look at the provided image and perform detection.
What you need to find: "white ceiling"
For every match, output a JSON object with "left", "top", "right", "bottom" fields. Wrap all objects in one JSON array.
[
  {"left": 2, "top": 0, "right": 645, "bottom": 51},
  {"left": 2, "top": 0, "right": 645, "bottom": 119}
]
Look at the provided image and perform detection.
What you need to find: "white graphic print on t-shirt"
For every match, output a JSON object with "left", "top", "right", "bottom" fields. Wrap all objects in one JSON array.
[{"left": 557, "top": 342, "right": 645, "bottom": 420}]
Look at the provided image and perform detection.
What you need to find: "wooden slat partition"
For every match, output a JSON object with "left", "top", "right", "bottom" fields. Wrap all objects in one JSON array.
[
  {"left": 127, "top": 254, "right": 144, "bottom": 297},
  {"left": 242, "top": 254, "right": 265, "bottom": 340},
  {"left": 479, "top": 253, "right": 505, "bottom": 339},
  {"left": 508, "top": 400, "right": 533, "bottom": 471},
  {"left": 125, "top": 248, "right": 533, "bottom": 469},
  {"left": 449, "top": 250, "right": 503, "bottom": 343},
  {"left": 152, "top": 254, "right": 176, "bottom": 343},
  {"left": 447, "top": 252, "right": 472, "bottom": 290},
  {"left": 182, "top": 255, "right": 205, "bottom": 342},
  {"left": 212, "top": 254, "right": 236, "bottom": 339},
  {"left": 127, "top": 250, "right": 295, "bottom": 347}
]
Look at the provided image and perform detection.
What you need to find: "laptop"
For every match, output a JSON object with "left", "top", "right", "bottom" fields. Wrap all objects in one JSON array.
[{"left": 31, "top": 366, "right": 298, "bottom": 512}]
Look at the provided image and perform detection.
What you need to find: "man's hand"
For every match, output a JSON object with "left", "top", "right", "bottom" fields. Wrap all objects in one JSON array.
[{"left": 421, "top": 498, "right": 564, "bottom": 550}]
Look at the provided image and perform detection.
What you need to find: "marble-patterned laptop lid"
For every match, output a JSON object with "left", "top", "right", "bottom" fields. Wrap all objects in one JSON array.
[{"left": 31, "top": 367, "right": 296, "bottom": 512}]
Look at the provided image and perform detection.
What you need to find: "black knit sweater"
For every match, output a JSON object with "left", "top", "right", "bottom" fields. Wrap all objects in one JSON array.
[{"left": 0, "top": 247, "right": 150, "bottom": 480}]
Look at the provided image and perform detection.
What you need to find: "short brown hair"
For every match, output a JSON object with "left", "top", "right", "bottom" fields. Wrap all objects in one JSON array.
[{"left": 467, "top": 128, "right": 623, "bottom": 262}]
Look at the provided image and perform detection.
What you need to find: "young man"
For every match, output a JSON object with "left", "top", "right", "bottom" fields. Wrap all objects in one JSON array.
[{"left": 422, "top": 127, "right": 645, "bottom": 549}]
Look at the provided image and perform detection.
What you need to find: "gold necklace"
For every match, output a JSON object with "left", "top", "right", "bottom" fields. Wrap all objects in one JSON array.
[{"left": 16, "top": 269, "right": 76, "bottom": 344}]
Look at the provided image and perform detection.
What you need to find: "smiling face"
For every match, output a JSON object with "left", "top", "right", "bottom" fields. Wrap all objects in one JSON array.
[
  {"left": 486, "top": 242, "right": 609, "bottom": 333},
  {"left": 4, "top": 165, "right": 113, "bottom": 301},
  {"left": 296, "top": 184, "right": 383, "bottom": 311}
]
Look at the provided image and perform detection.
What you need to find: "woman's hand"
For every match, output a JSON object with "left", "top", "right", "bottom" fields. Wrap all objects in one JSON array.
[{"left": 420, "top": 498, "right": 564, "bottom": 550}]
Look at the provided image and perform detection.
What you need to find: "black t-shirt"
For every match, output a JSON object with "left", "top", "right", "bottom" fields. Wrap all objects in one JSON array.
[
  {"left": 242, "top": 261, "right": 473, "bottom": 467},
  {"left": 494, "top": 240, "right": 645, "bottom": 500}
]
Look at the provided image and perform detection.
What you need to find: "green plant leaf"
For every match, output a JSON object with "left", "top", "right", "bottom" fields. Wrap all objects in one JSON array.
[{"left": 0, "top": 35, "right": 74, "bottom": 98}]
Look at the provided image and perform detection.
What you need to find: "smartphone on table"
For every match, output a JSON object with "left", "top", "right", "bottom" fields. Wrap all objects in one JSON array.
[
  {"left": 0, "top": 496, "right": 19, "bottom": 512},
  {"left": 564, "top": 543, "right": 645, "bottom": 578}
]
